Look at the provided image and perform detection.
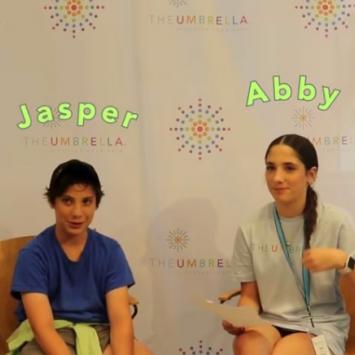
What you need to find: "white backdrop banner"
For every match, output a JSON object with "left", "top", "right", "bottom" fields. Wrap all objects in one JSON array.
[{"left": 1, "top": 1, "right": 355, "bottom": 354}]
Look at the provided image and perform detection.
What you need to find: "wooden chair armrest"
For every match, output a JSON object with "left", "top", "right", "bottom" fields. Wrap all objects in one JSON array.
[
  {"left": 128, "top": 294, "right": 139, "bottom": 319},
  {"left": 128, "top": 294, "right": 139, "bottom": 306},
  {"left": 217, "top": 288, "right": 241, "bottom": 304}
]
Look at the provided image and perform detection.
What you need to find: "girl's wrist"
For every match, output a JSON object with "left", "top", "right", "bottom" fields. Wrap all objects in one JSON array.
[
  {"left": 337, "top": 250, "right": 348, "bottom": 270},
  {"left": 338, "top": 252, "right": 354, "bottom": 274}
]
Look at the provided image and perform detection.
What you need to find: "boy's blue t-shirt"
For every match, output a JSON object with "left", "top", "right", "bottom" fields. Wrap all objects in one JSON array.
[{"left": 11, "top": 226, "right": 135, "bottom": 323}]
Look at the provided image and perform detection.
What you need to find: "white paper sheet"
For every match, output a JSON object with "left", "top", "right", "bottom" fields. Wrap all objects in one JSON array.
[{"left": 199, "top": 299, "right": 269, "bottom": 328}]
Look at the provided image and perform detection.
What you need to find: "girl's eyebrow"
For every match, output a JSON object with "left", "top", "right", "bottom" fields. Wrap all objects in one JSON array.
[
  {"left": 283, "top": 161, "right": 299, "bottom": 165},
  {"left": 266, "top": 159, "right": 298, "bottom": 163}
]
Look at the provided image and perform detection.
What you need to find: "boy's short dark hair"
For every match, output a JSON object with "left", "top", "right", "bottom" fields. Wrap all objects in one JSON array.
[{"left": 45, "top": 159, "right": 104, "bottom": 207}]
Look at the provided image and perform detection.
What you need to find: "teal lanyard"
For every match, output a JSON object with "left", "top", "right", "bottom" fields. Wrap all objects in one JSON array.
[{"left": 273, "top": 206, "right": 314, "bottom": 328}]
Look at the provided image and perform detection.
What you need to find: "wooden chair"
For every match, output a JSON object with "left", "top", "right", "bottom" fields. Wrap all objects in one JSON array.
[
  {"left": 0, "top": 236, "right": 139, "bottom": 354},
  {"left": 341, "top": 273, "right": 355, "bottom": 355},
  {"left": 218, "top": 273, "right": 355, "bottom": 355}
]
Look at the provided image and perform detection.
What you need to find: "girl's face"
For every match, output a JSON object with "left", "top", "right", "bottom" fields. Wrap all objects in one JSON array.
[{"left": 265, "top": 144, "right": 317, "bottom": 214}]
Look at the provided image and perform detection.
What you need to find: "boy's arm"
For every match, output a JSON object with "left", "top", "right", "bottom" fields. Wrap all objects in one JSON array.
[
  {"left": 22, "top": 293, "right": 72, "bottom": 355},
  {"left": 106, "top": 286, "right": 134, "bottom": 355}
]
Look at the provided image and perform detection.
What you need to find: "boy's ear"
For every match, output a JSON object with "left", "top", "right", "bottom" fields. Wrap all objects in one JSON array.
[{"left": 48, "top": 199, "right": 56, "bottom": 209}]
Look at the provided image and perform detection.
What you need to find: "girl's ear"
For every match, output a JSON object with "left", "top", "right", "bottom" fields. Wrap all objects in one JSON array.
[{"left": 307, "top": 166, "right": 318, "bottom": 185}]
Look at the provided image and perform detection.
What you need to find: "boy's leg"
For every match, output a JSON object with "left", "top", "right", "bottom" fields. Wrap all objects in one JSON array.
[
  {"left": 92, "top": 324, "right": 110, "bottom": 350},
  {"left": 93, "top": 325, "right": 153, "bottom": 355},
  {"left": 20, "top": 341, "right": 75, "bottom": 355},
  {"left": 19, "top": 341, "right": 45, "bottom": 355},
  {"left": 102, "top": 341, "right": 153, "bottom": 355},
  {"left": 20, "top": 328, "right": 76, "bottom": 355}
]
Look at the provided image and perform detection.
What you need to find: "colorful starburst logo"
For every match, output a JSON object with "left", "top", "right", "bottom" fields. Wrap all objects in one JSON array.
[
  {"left": 295, "top": 0, "right": 355, "bottom": 37},
  {"left": 44, "top": 0, "right": 105, "bottom": 38},
  {"left": 292, "top": 107, "right": 314, "bottom": 129},
  {"left": 170, "top": 98, "right": 231, "bottom": 160},
  {"left": 166, "top": 228, "right": 189, "bottom": 252},
  {"left": 178, "top": 340, "right": 224, "bottom": 355},
  {"left": 169, "top": 0, "right": 188, "bottom": 7}
]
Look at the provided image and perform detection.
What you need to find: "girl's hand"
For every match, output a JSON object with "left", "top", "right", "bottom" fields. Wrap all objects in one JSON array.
[
  {"left": 303, "top": 248, "right": 347, "bottom": 272},
  {"left": 222, "top": 320, "right": 245, "bottom": 336}
]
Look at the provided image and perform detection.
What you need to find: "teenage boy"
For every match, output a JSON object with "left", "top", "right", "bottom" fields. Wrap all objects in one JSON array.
[{"left": 9, "top": 159, "right": 152, "bottom": 355}]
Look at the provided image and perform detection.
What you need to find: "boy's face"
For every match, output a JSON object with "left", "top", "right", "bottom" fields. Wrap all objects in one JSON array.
[{"left": 53, "top": 183, "right": 97, "bottom": 240}]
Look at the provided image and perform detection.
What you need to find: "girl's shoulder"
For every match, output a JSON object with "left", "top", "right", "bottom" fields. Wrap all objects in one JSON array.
[
  {"left": 240, "top": 203, "right": 274, "bottom": 231},
  {"left": 317, "top": 201, "right": 355, "bottom": 226},
  {"left": 318, "top": 201, "right": 349, "bottom": 217}
]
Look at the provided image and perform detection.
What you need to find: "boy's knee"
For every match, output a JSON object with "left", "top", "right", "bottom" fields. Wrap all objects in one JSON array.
[
  {"left": 20, "top": 341, "right": 75, "bottom": 355},
  {"left": 20, "top": 341, "right": 44, "bottom": 355}
]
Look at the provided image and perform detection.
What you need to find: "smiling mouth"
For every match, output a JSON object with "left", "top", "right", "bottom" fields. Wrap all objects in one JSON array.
[
  {"left": 274, "top": 188, "right": 288, "bottom": 192},
  {"left": 68, "top": 222, "right": 84, "bottom": 228}
]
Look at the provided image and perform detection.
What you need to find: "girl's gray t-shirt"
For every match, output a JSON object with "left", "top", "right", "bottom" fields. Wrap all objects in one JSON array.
[{"left": 232, "top": 202, "right": 355, "bottom": 355}]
